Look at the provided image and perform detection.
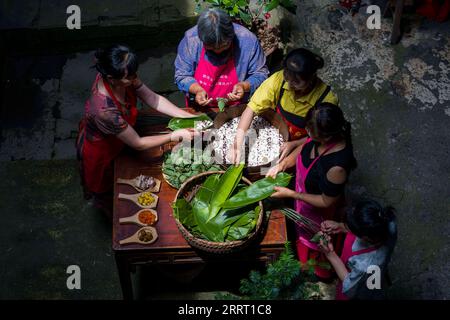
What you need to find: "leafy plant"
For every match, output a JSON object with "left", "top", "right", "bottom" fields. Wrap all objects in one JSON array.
[
  {"left": 215, "top": 242, "right": 322, "bottom": 300},
  {"left": 194, "top": 0, "right": 296, "bottom": 27}
]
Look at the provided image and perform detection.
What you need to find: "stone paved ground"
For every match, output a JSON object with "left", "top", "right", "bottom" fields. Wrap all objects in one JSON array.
[{"left": 287, "top": 0, "right": 450, "bottom": 299}]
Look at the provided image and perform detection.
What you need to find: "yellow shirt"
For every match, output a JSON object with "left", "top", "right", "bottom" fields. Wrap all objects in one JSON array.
[{"left": 247, "top": 70, "right": 339, "bottom": 116}]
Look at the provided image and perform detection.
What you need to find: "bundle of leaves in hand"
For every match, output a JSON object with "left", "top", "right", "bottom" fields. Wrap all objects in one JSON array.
[
  {"left": 172, "top": 165, "right": 292, "bottom": 242},
  {"left": 310, "top": 232, "right": 329, "bottom": 247},
  {"left": 216, "top": 97, "right": 228, "bottom": 112},
  {"left": 167, "top": 114, "right": 213, "bottom": 131},
  {"left": 162, "top": 147, "right": 221, "bottom": 189},
  {"left": 222, "top": 173, "right": 292, "bottom": 209}
]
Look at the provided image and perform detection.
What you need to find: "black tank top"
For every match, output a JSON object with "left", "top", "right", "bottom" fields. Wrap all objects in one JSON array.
[{"left": 301, "top": 140, "right": 355, "bottom": 196}]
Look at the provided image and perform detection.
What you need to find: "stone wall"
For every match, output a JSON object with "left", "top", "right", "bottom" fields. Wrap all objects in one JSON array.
[
  {"left": 0, "top": 0, "right": 197, "bottom": 29},
  {"left": 0, "top": 1, "right": 198, "bottom": 160}
]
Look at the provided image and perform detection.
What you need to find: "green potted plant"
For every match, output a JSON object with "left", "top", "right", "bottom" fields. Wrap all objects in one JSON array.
[
  {"left": 194, "top": 0, "right": 296, "bottom": 56},
  {"left": 215, "top": 242, "right": 324, "bottom": 300}
]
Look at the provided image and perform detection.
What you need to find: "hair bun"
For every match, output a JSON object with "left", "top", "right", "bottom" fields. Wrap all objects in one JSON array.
[
  {"left": 379, "top": 206, "right": 396, "bottom": 222},
  {"left": 315, "top": 55, "right": 324, "bottom": 69},
  {"left": 94, "top": 48, "right": 105, "bottom": 61}
]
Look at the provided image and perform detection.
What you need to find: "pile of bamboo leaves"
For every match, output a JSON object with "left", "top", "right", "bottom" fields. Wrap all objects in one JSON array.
[{"left": 172, "top": 165, "right": 292, "bottom": 242}]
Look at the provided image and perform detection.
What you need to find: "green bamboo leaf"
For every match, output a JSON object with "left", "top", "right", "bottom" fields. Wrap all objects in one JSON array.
[
  {"left": 167, "top": 114, "right": 212, "bottom": 130},
  {"left": 225, "top": 205, "right": 260, "bottom": 240},
  {"left": 310, "top": 232, "right": 328, "bottom": 246},
  {"left": 172, "top": 199, "right": 196, "bottom": 228},
  {"left": 264, "top": 0, "right": 279, "bottom": 12},
  {"left": 310, "top": 233, "right": 321, "bottom": 243},
  {"left": 192, "top": 174, "right": 222, "bottom": 241},
  {"left": 227, "top": 218, "right": 254, "bottom": 240},
  {"left": 208, "top": 164, "right": 245, "bottom": 221},
  {"left": 216, "top": 98, "right": 228, "bottom": 112},
  {"left": 238, "top": 10, "right": 252, "bottom": 26},
  {"left": 222, "top": 172, "right": 292, "bottom": 209},
  {"left": 236, "top": 0, "right": 247, "bottom": 6}
]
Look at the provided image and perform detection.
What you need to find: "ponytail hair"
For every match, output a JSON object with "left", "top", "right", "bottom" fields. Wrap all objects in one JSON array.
[
  {"left": 94, "top": 44, "right": 138, "bottom": 79},
  {"left": 283, "top": 48, "right": 324, "bottom": 83},
  {"left": 342, "top": 120, "right": 357, "bottom": 170},
  {"left": 346, "top": 199, "right": 396, "bottom": 243},
  {"left": 305, "top": 102, "right": 357, "bottom": 170}
]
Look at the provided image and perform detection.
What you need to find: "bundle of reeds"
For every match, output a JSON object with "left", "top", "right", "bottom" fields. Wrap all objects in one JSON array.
[{"left": 279, "top": 207, "right": 321, "bottom": 238}]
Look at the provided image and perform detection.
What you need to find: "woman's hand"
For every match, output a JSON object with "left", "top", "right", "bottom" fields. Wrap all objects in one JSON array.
[
  {"left": 265, "top": 161, "right": 287, "bottom": 179},
  {"left": 271, "top": 186, "right": 297, "bottom": 199},
  {"left": 170, "top": 128, "right": 199, "bottom": 142},
  {"left": 317, "top": 232, "right": 335, "bottom": 256},
  {"left": 278, "top": 141, "right": 300, "bottom": 163},
  {"left": 227, "top": 82, "right": 248, "bottom": 101},
  {"left": 131, "top": 76, "right": 143, "bottom": 89},
  {"left": 228, "top": 141, "right": 242, "bottom": 166},
  {"left": 195, "top": 89, "right": 213, "bottom": 106},
  {"left": 321, "top": 220, "right": 347, "bottom": 235}
]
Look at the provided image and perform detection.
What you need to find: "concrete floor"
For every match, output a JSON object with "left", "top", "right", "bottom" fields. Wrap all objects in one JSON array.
[
  {"left": 288, "top": 1, "right": 450, "bottom": 299},
  {"left": 0, "top": 0, "right": 449, "bottom": 299}
]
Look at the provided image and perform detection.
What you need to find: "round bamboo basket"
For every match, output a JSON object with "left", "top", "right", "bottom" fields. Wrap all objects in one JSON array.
[{"left": 173, "top": 171, "right": 265, "bottom": 254}]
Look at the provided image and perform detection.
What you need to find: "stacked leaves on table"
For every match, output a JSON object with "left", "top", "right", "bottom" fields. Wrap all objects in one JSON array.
[
  {"left": 162, "top": 147, "right": 222, "bottom": 189},
  {"left": 172, "top": 165, "right": 292, "bottom": 242}
]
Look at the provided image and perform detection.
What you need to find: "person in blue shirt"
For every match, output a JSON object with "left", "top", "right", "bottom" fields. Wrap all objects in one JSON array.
[{"left": 174, "top": 8, "right": 268, "bottom": 110}]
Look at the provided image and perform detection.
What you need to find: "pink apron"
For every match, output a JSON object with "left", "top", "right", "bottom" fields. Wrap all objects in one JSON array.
[
  {"left": 336, "top": 232, "right": 380, "bottom": 300},
  {"left": 190, "top": 46, "right": 240, "bottom": 109},
  {"left": 295, "top": 138, "right": 340, "bottom": 278}
]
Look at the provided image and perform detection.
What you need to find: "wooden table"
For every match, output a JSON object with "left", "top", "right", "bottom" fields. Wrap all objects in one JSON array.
[{"left": 112, "top": 146, "right": 288, "bottom": 300}]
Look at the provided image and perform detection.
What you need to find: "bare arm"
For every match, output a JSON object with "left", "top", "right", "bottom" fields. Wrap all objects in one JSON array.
[
  {"left": 294, "top": 192, "right": 341, "bottom": 209},
  {"left": 235, "top": 106, "right": 254, "bottom": 151},
  {"left": 325, "top": 251, "right": 349, "bottom": 282},
  {"left": 318, "top": 235, "right": 349, "bottom": 282},
  {"left": 280, "top": 138, "right": 307, "bottom": 169},
  {"left": 229, "top": 106, "right": 255, "bottom": 165},
  {"left": 265, "top": 137, "right": 307, "bottom": 178},
  {"left": 272, "top": 166, "right": 346, "bottom": 208},
  {"left": 117, "top": 125, "right": 196, "bottom": 151},
  {"left": 136, "top": 83, "right": 195, "bottom": 118},
  {"left": 296, "top": 166, "right": 347, "bottom": 208}
]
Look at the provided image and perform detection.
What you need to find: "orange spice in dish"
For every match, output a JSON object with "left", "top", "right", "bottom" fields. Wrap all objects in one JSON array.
[{"left": 138, "top": 210, "right": 157, "bottom": 225}]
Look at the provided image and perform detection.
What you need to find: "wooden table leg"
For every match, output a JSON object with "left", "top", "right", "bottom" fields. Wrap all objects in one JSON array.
[
  {"left": 391, "top": 0, "right": 404, "bottom": 44},
  {"left": 115, "top": 253, "right": 134, "bottom": 300}
]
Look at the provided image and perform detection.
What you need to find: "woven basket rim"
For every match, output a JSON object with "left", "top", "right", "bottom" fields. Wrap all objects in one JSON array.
[{"left": 173, "top": 171, "right": 264, "bottom": 252}]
